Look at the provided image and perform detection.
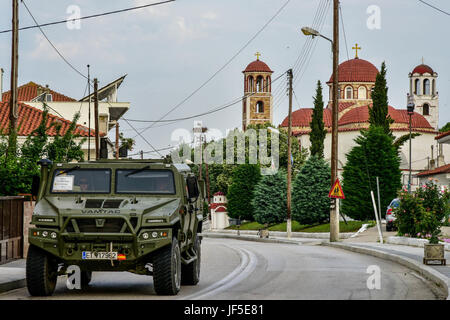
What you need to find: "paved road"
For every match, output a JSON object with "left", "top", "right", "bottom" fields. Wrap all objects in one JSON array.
[{"left": 0, "top": 238, "right": 438, "bottom": 300}]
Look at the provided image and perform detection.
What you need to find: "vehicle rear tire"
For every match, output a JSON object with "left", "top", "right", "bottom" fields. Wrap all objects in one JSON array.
[
  {"left": 81, "top": 271, "right": 92, "bottom": 287},
  {"left": 153, "top": 237, "right": 181, "bottom": 295},
  {"left": 181, "top": 236, "right": 201, "bottom": 285},
  {"left": 26, "top": 245, "right": 58, "bottom": 296}
]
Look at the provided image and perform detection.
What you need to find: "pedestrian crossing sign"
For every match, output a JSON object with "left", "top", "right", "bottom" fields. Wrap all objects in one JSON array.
[{"left": 329, "top": 179, "right": 345, "bottom": 199}]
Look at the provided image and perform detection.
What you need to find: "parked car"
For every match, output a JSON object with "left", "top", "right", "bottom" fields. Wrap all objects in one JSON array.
[{"left": 386, "top": 198, "right": 400, "bottom": 231}]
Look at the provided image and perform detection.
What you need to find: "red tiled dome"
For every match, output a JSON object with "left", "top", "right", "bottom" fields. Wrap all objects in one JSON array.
[
  {"left": 243, "top": 60, "right": 273, "bottom": 73},
  {"left": 338, "top": 105, "right": 433, "bottom": 129},
  {"left": 281, "top": 108, "right": 332, "bottom": 128},
  {"left": 412, "top": 64, "right": 434, "bottom": 75},
  {"left": 328, "top": 58, "right": 379, "bottom": 83}
]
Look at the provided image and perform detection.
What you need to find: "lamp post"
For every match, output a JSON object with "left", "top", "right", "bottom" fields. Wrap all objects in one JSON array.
[
  {"left": 407, "top": 94, "right": 415, "bottom": 193},
  {"left": 301, "top": 1, "right": 340, "bottom": 242}
]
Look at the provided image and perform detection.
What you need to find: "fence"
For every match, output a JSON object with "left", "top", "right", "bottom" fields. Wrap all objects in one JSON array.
[{"left": 0, "top": 196, "right": 24, "bottom": 264}]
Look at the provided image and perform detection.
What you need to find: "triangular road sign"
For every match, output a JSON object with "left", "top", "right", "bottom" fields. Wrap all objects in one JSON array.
[{"left": 329, "top": 178, "right": 345, "bottom": 199}]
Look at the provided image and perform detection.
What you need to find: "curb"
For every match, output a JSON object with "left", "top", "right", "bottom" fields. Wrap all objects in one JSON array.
[
  {"left": 386, "top": 236, "right": 450, "bottom": 251},
  {"left": 0, "top": 278, "right": 26, "bottom": 294},
  {"left": 199, "top": 232, "right": 302, "bottom": 245},
  {"left": 323, "top": 242, "right": 450, "bottom": 300},
  {"left": 205, "top": 229, "right": 353, "bottom": 239}
]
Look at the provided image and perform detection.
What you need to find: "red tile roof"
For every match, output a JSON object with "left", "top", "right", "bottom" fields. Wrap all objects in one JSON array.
[
  {"left": 412, "top": 64, "right": 434, "bottom": 75},
  {"left": 2, "top": 81, "right": 76, "bottom": 102},
  {"left": 215, "top": 207, "right": 227, "bottom": 213},
  {"left": 328, "top": 58, "right": 379, "bottom": 83},
  {"left": 0, "top": 101, "right": 97, "bottom": 137},
  {"left": 338, "top": 105, "right": 433, "bottom": 129},
  {"left": 243, "top": 60, "right": 273, "bottom": 73},
  {"left": 416, "top": 164, "right": 450, "bottom": 177},
  {"left": 435, "top": 130, "right": 450, "bottom": 140}
]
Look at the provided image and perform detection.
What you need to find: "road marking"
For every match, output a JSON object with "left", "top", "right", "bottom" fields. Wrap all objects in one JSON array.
[{"left": 181, "top": 244, "right": 257, "bottom": 300}]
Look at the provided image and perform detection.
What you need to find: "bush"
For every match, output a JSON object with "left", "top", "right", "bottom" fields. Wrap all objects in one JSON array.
[
  {"left": 252, "top": 169, "right": 287, "bottom": 225},
  {"left": 292, "top": 155, "right": 331, "bottom": 224},
  {"left": 227, "top": 164, "right": 261, "bottom": 220},
  {"left": 395, "top": 180, "right": 449, "bottom": 243}
]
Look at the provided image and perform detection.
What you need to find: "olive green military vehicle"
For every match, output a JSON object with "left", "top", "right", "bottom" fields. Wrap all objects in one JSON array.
[{"left": 26, "top": 158, "right": 204, "bottom": 296}]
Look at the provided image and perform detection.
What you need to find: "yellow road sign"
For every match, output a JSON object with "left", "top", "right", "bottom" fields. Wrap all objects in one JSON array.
[{"left": 329, "top": 179, "right": 345, "bottom": 199}]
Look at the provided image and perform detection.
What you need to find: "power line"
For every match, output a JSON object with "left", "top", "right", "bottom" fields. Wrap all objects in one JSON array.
[
  {"left": 339, "top": 3, "right": 350, "bottom": 61},
  {"left": 418, "top": 0, "right": 450, "bottom": 16},
  {"left": 21, "top": 0, "right": 89, "bottom": 81},
  {"left": 122, "top": 118, "right": 164, "bottom": 157},
  {"left": 134, "top": 0, "right": 292, "bottom": 138},
  {"left": 0, "top": 0, "right": 176, "bottom": 34}
]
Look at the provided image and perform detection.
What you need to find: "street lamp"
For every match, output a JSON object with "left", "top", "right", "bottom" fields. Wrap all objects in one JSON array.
[
  {"left": 407, "top": 93, "right": 415, "bottom": 193},
  {"left": 302, "top": 15, "right": 340, "bottom": 243}
]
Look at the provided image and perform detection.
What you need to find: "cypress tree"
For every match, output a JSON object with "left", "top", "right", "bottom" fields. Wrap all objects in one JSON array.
[
  {"left": 369, "top": 62, "right": 393, "bottom": 135},
  {"left": 309, "top": 80, "right": 327, "bottom": 158}
]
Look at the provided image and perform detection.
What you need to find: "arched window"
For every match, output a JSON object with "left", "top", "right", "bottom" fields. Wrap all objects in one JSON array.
[
  {"left": 256, "top": 76, "right": 263, "bottom": 92},
  {"left": 256, "top": 101, "right": 264, "bottom": 113},
  {"left": 423, "top": 103, "right": 430, "bottom": 116},
  {"left": 345, "top": 86, "right": 353, "bottom": 99},
  {"left": 432, "top": 79, "right": 436, "bottom": 95},
  {"left": 358, "top": 86, "right": 367, "bottom": 99},
  {"left": 415, "top": 79, "right": 420, "bottom": 95},
  {"left": 248, "top": 76, "right": 254, "bottom": 92},
  {"left": 266, "top": 76, "right": 271, "bottom": 92},
  {"left": 424, "top": 79, "right": 430, "bottom": 95}
]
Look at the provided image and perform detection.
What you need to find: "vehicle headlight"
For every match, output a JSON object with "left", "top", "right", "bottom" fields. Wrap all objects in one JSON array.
[
  {"left": 42, "top": 231, "right": 48, "bottom": 237},
  {"left": 152, "top": 232, "right": 158, "bottom": 238},
  {"left": 142, "top": 232, "right": 149, "bottom": 240},
  {"left": 50, "top": 232, "right": 57, "bottom": 239}
]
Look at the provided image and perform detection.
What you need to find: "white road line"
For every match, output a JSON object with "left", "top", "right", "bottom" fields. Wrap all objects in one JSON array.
[{"left": 181, "top": 244, "right": 257, "bottom": 300}]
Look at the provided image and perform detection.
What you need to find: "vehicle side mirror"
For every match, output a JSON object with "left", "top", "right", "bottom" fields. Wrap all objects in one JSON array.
[
  {"left": 31, "top": 175, "right": 40, "bottom": 197},
  {"left": 186, "top": 176, "right": 199, "bottom": 200}
]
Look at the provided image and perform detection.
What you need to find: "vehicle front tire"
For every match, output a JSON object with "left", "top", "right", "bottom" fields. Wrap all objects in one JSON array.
[
  {"left": 26, "top": 245, "right": 58, "bottom": 296},
  {"left": 181, "top": 236, "right": 201, "bottom": 285},
  {"left": 153, "top": 237, "right": 181, "bottom": 295}
]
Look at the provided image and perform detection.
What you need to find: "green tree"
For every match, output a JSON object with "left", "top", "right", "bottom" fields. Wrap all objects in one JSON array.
[
  {"left": 227, "top": 164, "right": 261, "bottom": 220},
  {"left": 342, "top": 126, "right": 402, "bottom": 221},
  {"left": 369, "top": 62, "right": 393, "bottom": 135},
  {"left": 309, "top": 81, "right": 327, "bottom": 158},
  {"left": 292, "top": 155, "right": 331, "bottom": 224},
  {"left": 439, "top": 122, "right": 450, "bottom": 132},
  {"left": 251, "top": 169, "right": 287, "bottom": 225}
]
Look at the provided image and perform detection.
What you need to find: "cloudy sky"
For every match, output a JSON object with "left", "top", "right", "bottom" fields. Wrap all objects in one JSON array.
[{"left": 0, "top": 0, "right": 449, "bottom": 156}]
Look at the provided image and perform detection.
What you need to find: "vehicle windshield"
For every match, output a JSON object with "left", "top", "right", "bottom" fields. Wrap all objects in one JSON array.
[
  {"left": 51, "top": 169, "right": 111, "bottom": 193},
  {"left": 116, "top": 169, "right": 175, "bottom": 194}
]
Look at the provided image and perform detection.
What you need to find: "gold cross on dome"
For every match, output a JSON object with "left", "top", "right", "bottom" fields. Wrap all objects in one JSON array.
[
  {"left": 352, "top": 43, "right": 361, "bottom": 59},
  {"left": 255, "top": 52, "right": 261, "bottom": 60}
]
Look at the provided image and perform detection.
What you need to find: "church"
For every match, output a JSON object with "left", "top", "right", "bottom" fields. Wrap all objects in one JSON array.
[{"left": 241, "top": 49, "right": 448, "bottom": 189}]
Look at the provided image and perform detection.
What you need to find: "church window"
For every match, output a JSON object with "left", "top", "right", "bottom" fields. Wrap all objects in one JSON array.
[
  {"left": 345, "top": 86, "right": 353, "bottom": 99},
  {"left": 414, "top": 79, "right": 420, "bottom": 95},
  {"left": 432, "top": 79, "right": 436, "bottom": 95},
  {"left": 423, "top": 103, "right": 430, "bottom": 116},
  {"left": 248, "top": 76, "right": 254, "bottom": 92},
  {"left": 266, "top": 76, "right": 271, "bottom": 92},
  {"left": 256, "top": 101, "right": 264, "bottom": 113},
  {"left": 424, "top": 79, "right": 430, "bottom": 95},
  {"left": 358, "top": 86, "right": 367, "bottom": 99},
  {"left": 256, "top": 76, "right": 264, "bottom": 92}
]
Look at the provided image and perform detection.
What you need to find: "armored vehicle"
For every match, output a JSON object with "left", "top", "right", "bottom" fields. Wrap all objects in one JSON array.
[{"left": 27, "top": 158, "right": 204, "bottom": 296}]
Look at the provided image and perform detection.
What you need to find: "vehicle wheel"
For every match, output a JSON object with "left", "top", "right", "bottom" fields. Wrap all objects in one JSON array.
[
  {"left": 81, "top": 271, "right": 92, "bottom": 287},
  {"left": 26, "top": 245, "right": 58, "bottom": 296},
  {"left": 153, "top": 237, "right": 181, "bottom": 295},
  {"left": 386, "top": 225, "right": 392, "bottom": 232},
  {"left": 181, "top": 236, "right": 201, "bottom": 285}
]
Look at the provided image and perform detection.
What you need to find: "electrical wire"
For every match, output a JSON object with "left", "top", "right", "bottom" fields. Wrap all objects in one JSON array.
[
  {"left": 339, "top": 3, "right": 350, "bottom": 61},
  {"left": 0, "top": 0, "right": 176, "bottom": 34},
  {"left": 418, "top": 0, "right": 450, "bottom": 16}
]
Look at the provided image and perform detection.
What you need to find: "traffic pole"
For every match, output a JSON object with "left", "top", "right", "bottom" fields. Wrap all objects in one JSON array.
[{"left": 286, "top": 69, "right": 293, "bottom": 239}]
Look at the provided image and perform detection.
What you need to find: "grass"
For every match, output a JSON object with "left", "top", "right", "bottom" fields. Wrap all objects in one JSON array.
[{"left": 225, "top": 220, "right": 375, "bottom": 233}]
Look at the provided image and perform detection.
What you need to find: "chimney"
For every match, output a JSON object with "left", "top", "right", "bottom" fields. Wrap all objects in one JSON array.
[{"left": 0, "top": 68, "right": 4, "bottom": 102}]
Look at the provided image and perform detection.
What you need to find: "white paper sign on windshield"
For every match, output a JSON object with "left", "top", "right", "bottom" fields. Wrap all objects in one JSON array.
[{"left": 53, "top": 175, "right": 74, "bottom": 191}]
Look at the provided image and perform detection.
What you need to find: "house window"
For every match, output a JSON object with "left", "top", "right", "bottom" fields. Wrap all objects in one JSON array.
[
  {"left": 345, "top": 86, "right": 353, "bottom": 99},
  {"left": 423, "top": 103, "right": 430, "bottom": 116},
  {"left": 424, "top": 79, "right": 430, "bottom": 95},
  {"left": 358, "top": 86, "right": 367, "bottom": 99},
  {"left": 256, "top": 101, "right": 264, "bottom": 113}
]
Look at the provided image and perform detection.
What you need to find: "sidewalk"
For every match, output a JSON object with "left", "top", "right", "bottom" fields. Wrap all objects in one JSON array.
[{"left": 0, "top": 259, "right": 26, "bottom": 294}]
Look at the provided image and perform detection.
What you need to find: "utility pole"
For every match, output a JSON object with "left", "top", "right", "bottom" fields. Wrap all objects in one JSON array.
[
  {"left": 286, "top": 69, "right": 293, "bottom": 239},
  {"left": 330, "top": 0, "right": 340, "bottom": 242},
  {"left": 87, "top": 65, "right": 91, "bottom": 161},
  {"left": 115, "top": 122, "right": 119, "bottom": 160},
  {"left": 140, "top": 150, "right": 144, "bottom": 160},
  {"left": 7, "top": 0, "right": 19, "bottom": 159},
  {"left": 94, "top": 78, "right": 99, "bottom": 160}
]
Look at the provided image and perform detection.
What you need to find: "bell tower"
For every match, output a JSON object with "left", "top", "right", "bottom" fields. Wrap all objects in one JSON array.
[
  {"left": 242, "top": 53, "right": 273, "bottom": 131},
  {"left": 409, "top": 60, "right": 439, "bottom": 130}
]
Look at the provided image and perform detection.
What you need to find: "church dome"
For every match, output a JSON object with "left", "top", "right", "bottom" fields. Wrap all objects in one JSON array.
[
  {"left": 411, "top": 64, "right": 434, "bottom": 75},
  {"left": 243, "top": 59, "right": 273, "bottom": 73},
  {"left": 328, "top": 58, "right": 379, "bottom": 83}
]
